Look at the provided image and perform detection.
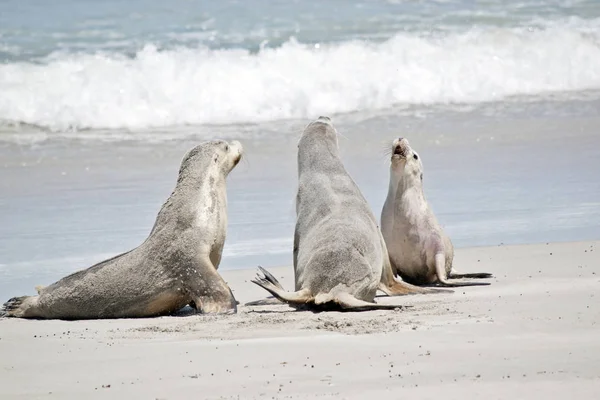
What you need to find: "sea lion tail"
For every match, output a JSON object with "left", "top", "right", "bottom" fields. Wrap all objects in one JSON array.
[{"left": 435, "top": 254, "right": 491, "bottom": 287}]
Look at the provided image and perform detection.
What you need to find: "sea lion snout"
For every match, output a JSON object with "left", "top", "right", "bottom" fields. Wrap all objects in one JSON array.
[
  {"left": 311, "top": 115, "right": 333, "bottom": 128},
  {"left": 228, "top": 140, "right": 243, "bottom": 154},
  {"left": 392, "top": 138, "right": 410, "bottom": 158},
  {"left": 393, "top": 144, "right": 403, "bottom": 156},
  {"left": 228, "top": 140, "right": 243, "bottom": 166}
]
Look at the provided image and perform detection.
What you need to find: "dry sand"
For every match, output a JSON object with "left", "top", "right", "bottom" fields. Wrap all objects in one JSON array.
[{"left": 1, "top": 240, "right": 599, "bottom": 399}]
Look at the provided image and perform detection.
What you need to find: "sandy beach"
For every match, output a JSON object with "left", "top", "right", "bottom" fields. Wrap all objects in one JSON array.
[
  {"left": 2, "top": 0, "right": 600, "bottom": 398},
  {"left": 1, "top": 240, "right": 598, "bottom": 399}
]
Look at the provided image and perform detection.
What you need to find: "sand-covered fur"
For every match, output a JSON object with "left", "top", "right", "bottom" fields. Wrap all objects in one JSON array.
[
  {"left": 251, "top": 117, "right": 426, "bottom": 311},
  {"left": 2, "top": 140, "right": 243, "bottom": 319}
]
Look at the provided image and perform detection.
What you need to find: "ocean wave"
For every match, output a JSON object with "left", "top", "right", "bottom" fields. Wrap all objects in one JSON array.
[{"left": 1, "top": 22, "right": 600, "bottom": 131}]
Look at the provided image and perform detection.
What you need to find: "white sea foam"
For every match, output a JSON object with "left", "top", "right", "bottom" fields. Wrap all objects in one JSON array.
[{"left": 1, "top": 21, "right": 600, "bottom": 131}]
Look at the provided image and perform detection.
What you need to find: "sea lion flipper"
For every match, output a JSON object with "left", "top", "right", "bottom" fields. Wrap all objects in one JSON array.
[
  {"left": 435, "top": 254, "right": 491, "bottom": 287},
  {"left": 379, "top": 255, "right": 451, "bottom": 295},
  {"left": 448, "top": 270, "right": 494, "bottom": 279},
  {"left": 377, "top": 280, "right": 451, "bottom": 296},
  {"left": 330, "top": 293, "right": 410, "bottom": 312},
  {"left": 245, "top": 296, "right": 283, "bottom": 306},
  {"left": 187, "top": 259, "right": 238, "bottom": 314},
  {"left": 251, "top": 268, "right": 312, "bottom": 306},
  {"left": 2, "top": 296, "right": 40, "bottom": 318},
  {"left": 257, "top": 266, "right": 285, "bottom": 290}
]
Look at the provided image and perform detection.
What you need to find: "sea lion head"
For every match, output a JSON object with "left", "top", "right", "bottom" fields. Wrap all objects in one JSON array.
[
  {"left": 390, "top": 137, "right": 423, "bottom": 183},
  {"left": 178, "top": 140, "right": 243, "bottom": 180},
  {"left": 298, "top": 116, "right": 339, "bottom": 150}
]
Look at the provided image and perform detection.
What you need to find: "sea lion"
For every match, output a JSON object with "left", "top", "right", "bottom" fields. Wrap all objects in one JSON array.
[
  {"left": 250, "top": 117, "right": 427, "bottom": 312},
  {"left": 2, "top": 140, "right": 243, "bottom": 319},
  {"left": 381, "top": 137, "right": 493, "bottom": 287}
]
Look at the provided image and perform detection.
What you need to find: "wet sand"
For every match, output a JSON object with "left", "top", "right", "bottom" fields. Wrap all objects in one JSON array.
[{"left": 1, "top": 240, "right": 599, "bottom": 399}]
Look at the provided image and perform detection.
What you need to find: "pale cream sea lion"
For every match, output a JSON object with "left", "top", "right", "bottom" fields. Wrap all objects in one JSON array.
[
  {"left": 381, "top": 138, "right": 493, "bottom": 287},
  {"left": 2, "top": 140, "right": 243, "bottom": 319}
]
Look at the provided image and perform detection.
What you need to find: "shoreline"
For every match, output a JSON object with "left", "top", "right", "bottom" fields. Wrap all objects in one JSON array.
[
  {"left": 1, "top": 240, "right": 599, "bottom": 399},
  {"left": 2, "top": 110, "right": 600, "bottom": 298}
]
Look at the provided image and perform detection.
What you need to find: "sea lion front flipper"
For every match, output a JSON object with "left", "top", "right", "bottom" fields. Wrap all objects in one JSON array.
[
  {"left": 377, "top": 280, "right": 449, "bottom": 296},
  {"left": 435, "top": 254, "right": 491, "bottom": 287},
  {"left": 449, "top": 269, "right": 494, "bottom": 280},
  {"left": 187, "top": 259, "right": 238, "bottom": 314}
]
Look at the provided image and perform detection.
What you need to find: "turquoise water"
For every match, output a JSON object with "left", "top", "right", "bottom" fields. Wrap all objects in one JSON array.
[
  {"left": 1, "top": 0, "right": 600, "bottom": 131},
  {"left": 3, "top": 0, "right": 600, "bottom": 58}
]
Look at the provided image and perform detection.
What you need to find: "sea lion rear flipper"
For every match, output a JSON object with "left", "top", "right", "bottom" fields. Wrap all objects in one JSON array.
[
  {"left": 245, "top": 296, "right": 283, "bottom": 306},
  {"left": 331, "top": 293, "right": 410, "bottom": 312},
  {"left": 251, "top": 268, "right": 312, "bottom": 306},
  {"left": 257, "top": 266, "right": 285, "bottom": 290},
  {"left": 435, "top": 255, "right": 491, "bottom": 287},
  {"left": 2, "top": 296, "right": 41, "bottom": 318}
]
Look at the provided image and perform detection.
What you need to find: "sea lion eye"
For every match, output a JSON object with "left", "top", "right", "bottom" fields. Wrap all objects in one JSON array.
[
  {"left": 413, "top": 154, "right": 419, "bottom": 160},
  {"left": 225, "top": 144, "right": 229, "bottom": 151}
]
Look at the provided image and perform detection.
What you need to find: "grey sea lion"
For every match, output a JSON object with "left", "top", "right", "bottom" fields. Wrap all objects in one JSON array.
[
  {"left": 381, "top": 137, "right": 493, "bottom": 287},
  {"left": 2, "top": 140, "right": 243, "bottom": 319},
  {"left": 249, "top": 117, "right": 428, "bottom": 312}
]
